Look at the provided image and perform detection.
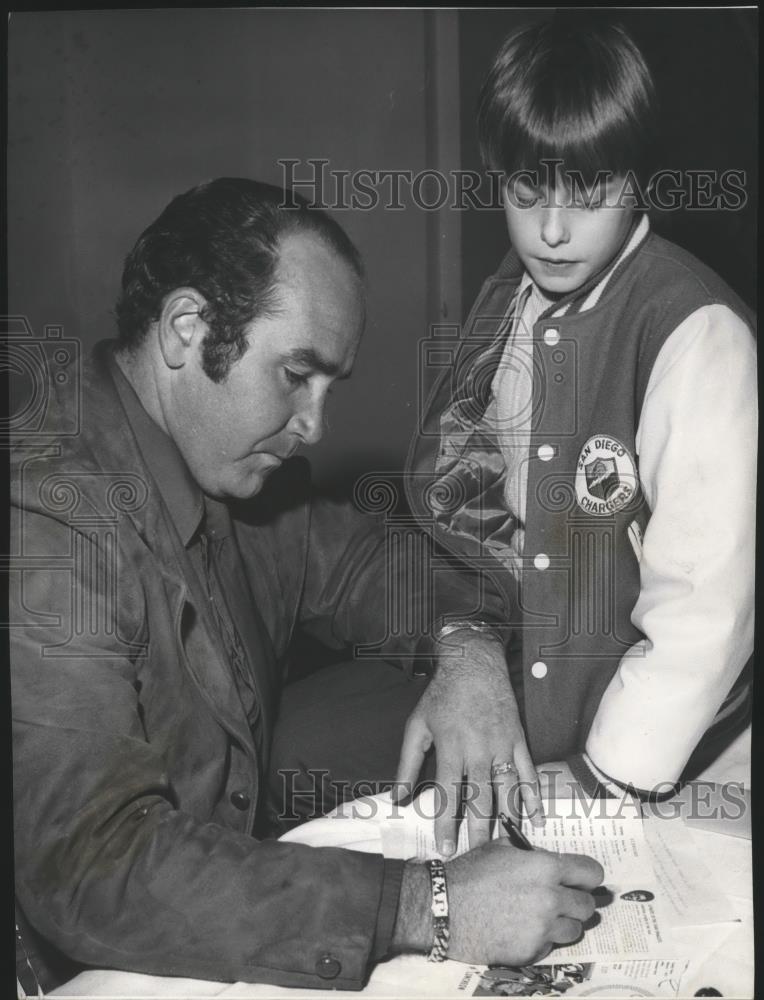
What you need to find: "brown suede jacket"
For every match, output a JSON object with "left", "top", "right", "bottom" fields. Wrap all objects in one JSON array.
[{"left": 11, "top": 341, "right": 506, "bottom": 990}]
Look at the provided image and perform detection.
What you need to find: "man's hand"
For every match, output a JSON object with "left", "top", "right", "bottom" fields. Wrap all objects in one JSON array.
[
  {"left": 393, "top": 840, "right": 604, "bottom": 966},
  {"left": 393, "top": 630, "right": 543, "bottom": 856}
]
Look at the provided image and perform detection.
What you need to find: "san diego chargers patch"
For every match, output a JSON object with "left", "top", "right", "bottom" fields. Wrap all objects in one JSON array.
[{"left": 575, "top": 435, "right": 638, "bottom": 515}]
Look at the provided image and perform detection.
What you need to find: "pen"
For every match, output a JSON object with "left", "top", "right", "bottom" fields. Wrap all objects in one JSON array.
[{"left": 499, "top": 811, "right": 535, "bottom": 851}]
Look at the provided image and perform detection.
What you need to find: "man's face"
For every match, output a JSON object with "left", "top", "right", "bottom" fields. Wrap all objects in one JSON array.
[
  {"left": 163, "top": 233, "right": 364, "bottom": 499},
  {"left": 502, "top": 173, "right": 635, "bottom": 297}
]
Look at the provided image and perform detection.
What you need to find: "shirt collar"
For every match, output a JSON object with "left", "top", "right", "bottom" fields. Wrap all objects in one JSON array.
[
  {"left": 518, "top": 269, "right": 556, "bottom": 315},
  {"left": 108, "top": 349, "right": 205, "bottom": 547},
  {"left": 574, "top": 213, "right": 650, "bottom": 314}
]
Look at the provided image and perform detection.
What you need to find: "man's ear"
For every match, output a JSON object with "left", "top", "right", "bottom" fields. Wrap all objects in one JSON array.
[{"left": 157, "top": 288, "right": 209, "bottom": 370}]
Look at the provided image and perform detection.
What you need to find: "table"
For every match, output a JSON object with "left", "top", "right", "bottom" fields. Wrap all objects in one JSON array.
[{"left": 45, "top": 728, "right": 752, "bottom": 1000}]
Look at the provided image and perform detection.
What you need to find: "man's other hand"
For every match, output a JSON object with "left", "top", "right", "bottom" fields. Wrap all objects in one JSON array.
[{"left": 393, "top": 630, "right": 543, "bottom": 856}]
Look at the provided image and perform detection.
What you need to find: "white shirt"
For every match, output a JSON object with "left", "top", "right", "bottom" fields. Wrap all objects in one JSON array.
[{"left": 491, "top": 216, "right": 756, "bottom": 787}]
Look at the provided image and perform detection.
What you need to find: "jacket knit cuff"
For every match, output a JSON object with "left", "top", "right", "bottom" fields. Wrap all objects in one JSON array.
[
  {"left": 567, "top": 753, "right": 618, "bottom": 799},
  {"left": 370, "top": 859, "right": 406, "bottom": 964},
  {"left": 573, "top": 752, "right": 680, "bottom": 804}
]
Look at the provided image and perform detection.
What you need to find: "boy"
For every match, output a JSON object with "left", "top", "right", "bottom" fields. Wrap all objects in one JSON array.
[{"left": 406, "top": 17, "right": 756, "bottom": 800}]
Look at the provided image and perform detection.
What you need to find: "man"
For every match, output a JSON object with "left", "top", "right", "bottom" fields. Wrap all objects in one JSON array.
[{"left": 11, "top": 178, "right": 602, "bottom": 991}]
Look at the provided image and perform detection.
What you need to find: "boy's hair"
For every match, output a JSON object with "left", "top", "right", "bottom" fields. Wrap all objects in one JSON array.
[
  {"left": 478, "top": 15, "right": 657, "bottom": 190},
  {"left": 115, "top": 178, "right": 363, "bottom": 383}
]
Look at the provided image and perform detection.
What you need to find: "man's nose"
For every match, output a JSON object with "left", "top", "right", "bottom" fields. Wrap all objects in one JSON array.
[
  {"left": 540, "top": 205, "right": 570, "bottom": 247},
  {"left": 289, "top": 394, "right": 325, "bottom": 447}
]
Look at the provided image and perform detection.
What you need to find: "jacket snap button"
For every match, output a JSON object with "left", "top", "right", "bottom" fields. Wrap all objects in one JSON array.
[
  {"left": 544, "top": 328, "right": 560, "bottom": 346},
  {"left": 537, "top": 444, "right": 554, "bottom": 461},
  {"left": 533, "top": 553, "right": 550, "bottom": 570},
  {"left": 316, "top": 953, "right": 342, "bottom": 979},
  {"left": 230, "top": 791, "right": 250, "bottom": 811},
  {"left": 412, "top": 661, "right": 434, "bottom": 678},
  {"left": 531, "top": 661, "right": 548, "bottom": 679}
]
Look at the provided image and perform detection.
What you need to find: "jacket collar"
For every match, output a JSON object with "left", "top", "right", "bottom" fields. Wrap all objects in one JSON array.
[
  {"left": 491, "top": 213, "right": 651, "bottom": 320},
  {"left": 108, "top": 351, "right": 204, "bottom": 548},
  {"left": 83, "top": 342, "right": 258, "bottom": 755},
  {"left": 69, "top": 340, "right": 177, "bottom": 555}
]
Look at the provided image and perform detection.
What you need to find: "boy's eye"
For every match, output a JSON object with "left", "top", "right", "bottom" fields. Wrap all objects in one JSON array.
[
  {"left": 569, "top": 185, "right": 608, "bottom": 210},
  {"left": 572, "top": 192, "right": 605, "bottom": 210},
  {"left": 572, "top": 197, "right": 603, "bottom": 210},
  {"left": 506, "top": 179, "right": 541, "bottom": 208},
  {"left": 511, "top": 188, "right": 541, "bottom": 208}
]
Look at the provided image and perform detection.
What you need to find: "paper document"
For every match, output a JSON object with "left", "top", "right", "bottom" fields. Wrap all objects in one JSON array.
[
  {"left": 520, "top": 798, "right": 647, "bottom": 883},
  {"left": 513, "top": 797, "right": 672, "bottom": 963},
  {"left": 643, "top": 818, "right": 736, "bottom": 926},
  {"left": 279, "top": 789, "right": 745, "bottom": 989},
  {"left": 279, "top": 787, "right": 470, "bottom": 860}
]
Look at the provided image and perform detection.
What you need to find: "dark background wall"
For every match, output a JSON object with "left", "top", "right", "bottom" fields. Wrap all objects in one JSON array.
[
  {"left": 8, "top": 10, "right": 757, "bottom": 489},
  {"left": 8, "top": 9, "right": 456, "bottom": 489}
]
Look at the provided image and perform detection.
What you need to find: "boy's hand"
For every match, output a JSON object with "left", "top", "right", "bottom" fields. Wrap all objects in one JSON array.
[
  {"left": 393, "top": 630, "right": 543, "bottom": 856},
  {"left": 393, "top": 840, "right": 604, "bottom": 965}
]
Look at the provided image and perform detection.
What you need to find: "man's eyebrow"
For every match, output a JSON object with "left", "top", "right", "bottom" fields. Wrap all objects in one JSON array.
[{"left": 284, "top": 347, "right": 351, "bottom": 379}]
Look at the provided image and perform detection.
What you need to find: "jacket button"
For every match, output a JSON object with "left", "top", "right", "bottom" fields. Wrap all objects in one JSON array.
[
  {"left": 316, "top": 953, "right": 342, "bottom": 979},
  {"left": 533, "top": 552, "right": 550, "bottom": 570},
  {"left": 230, "top": 791, "right": 250, "bottom": 811},
  {"left": 544, "top": 327, "right": 560, "bottom": 346},
  {"left": 531, "top": 661, "right": 548, "bottom": 679}
]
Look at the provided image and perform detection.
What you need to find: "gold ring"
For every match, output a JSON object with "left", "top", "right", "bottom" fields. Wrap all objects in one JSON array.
[{"left": 491, "top": 761, "right": 516, "bottom": 777}]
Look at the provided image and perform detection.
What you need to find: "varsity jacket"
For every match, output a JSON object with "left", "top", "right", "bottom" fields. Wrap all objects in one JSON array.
[{"left": 407, "top": 225, "right": 755, "bottom": 777}]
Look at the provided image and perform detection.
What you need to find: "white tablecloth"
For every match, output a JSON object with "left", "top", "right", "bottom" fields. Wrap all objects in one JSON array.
[{"left": 47, "top": 727, "right": 752, "bottom": 999}]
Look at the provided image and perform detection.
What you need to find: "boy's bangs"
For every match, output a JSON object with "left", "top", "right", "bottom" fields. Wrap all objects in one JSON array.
[{"left": 495, "top": 118, "right": 645, "bottom": 189}]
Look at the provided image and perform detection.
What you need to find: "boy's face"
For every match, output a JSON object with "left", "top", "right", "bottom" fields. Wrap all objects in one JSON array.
[{"left": 502, "top": 173, "right": 635, "bottom": 297}]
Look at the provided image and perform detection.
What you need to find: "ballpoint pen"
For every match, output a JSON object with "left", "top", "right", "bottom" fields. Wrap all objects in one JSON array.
[{"left": 498, "top": 811, "right": 535, "bottom": 851}]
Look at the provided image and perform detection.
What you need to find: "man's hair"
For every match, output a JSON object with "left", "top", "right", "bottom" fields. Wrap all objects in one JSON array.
[
  {"left": 477, "top": 15, "right": 657, "bottom": 189},
  {"left": 115, "top": 178, "right": 364, "bottom": 383}
]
